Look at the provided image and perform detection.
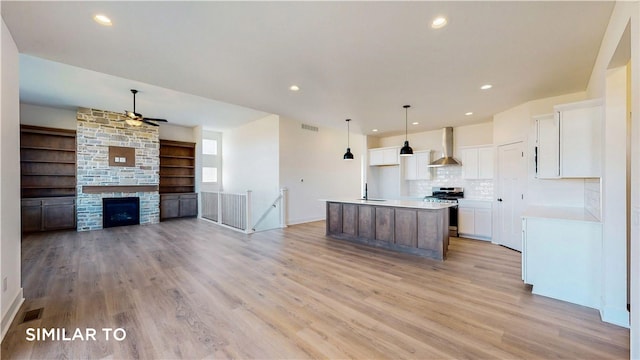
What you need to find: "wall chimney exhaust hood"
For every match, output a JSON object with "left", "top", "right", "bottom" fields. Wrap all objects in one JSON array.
[{"left": 429, "top": 127, "right": 461, "bottom": 167}]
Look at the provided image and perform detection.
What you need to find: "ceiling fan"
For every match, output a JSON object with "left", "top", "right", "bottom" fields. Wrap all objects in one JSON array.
[{"left": 124, "top": 89, "right": 168, "bottom": 127}]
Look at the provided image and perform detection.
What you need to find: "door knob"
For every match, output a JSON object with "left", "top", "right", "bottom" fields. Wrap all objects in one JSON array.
[{"left": 497, "top": 198, "right": 503, "bottom": 202}]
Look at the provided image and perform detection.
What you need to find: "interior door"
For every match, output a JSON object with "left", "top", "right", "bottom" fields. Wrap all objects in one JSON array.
[{"left": 496, "top": 142, "right": 526, "bottom": 251}]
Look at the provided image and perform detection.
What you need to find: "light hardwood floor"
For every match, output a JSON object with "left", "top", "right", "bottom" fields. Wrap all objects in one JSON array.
[{"left": 2, "top": 219, "right": 629, "bottom": 359}]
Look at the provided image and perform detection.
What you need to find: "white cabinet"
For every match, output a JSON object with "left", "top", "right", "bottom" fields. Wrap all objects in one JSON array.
[
  {"left": 534, "top": 114, "right": 560, "bottom": 179},
  {"left": 461, "top": 146, "right": 493, "bottom": 180},
  {"left": 535, "top": 99, "right": 602, "bottom": 179},
  {"left": 558, "top": 102, "right": 602, "bottom": 177},
  {"left": 369, "top": 147, "right": 400, "bottom": 166},
  {"left": 404, "top": 150, "right": 432, "bottom": 180},
  {"left": 522, "top": 210, "right": 602, "bottom": 309},
  {"left": 457, "top": 199, "right": 492, "bottom": 240}
]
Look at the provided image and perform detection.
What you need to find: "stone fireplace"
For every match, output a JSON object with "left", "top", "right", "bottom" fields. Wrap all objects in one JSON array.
[{"left": 76, "top": 108, "right": 160, "bottom": 231}]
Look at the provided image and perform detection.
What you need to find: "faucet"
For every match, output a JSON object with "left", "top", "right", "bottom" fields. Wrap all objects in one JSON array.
[{"left": 364, "top": 183, "right": 368, "bottom": 200}]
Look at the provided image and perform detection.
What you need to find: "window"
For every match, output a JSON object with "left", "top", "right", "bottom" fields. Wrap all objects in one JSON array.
[
  {"left": 203, "top": 139, "right": 217, "bottom": 155},
  {"left": 203, "top": 167, "right": 218, "bottom": 183}
]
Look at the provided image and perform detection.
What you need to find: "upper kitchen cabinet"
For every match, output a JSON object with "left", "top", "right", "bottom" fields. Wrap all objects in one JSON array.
[
  {"left": 369, "top": 146, "right": 400, "bottom": 166},
  {"left": 558, "top": 100, "right": 602, "bottom": 178},
  {"left": 535, "top": 99, "right": 602, "bottom": 179},
  {"left": 461, "top": 146, "right": 493, "bottom": 180},
  {"left": 404, "top": 150, "right": 432, "bottom": 180},
  {"left": 534, "top": 114, "right": 560, "bottom": 179}
]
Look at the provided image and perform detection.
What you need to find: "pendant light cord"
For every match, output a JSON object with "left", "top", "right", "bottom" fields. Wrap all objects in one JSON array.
[{"left": 403, "top": 105, "right": 410, "bottom": 141}]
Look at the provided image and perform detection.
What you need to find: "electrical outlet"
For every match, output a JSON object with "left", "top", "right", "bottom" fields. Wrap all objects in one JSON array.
[{"left": 3, "top": 277, "right": 7, "bottom": 292}]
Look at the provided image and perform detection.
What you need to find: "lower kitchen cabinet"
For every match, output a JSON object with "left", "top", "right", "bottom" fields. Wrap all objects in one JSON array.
[
  {"left": 21, "top": 197, "right": 76, "bottom": 233},
  {"left": 457, "top": 199, "right": 492, "bottom": 240},
  {"left": 160, "top": 193, "right": 198, "bottom": 220},
  {"left": 522, "top": 209, "right": 601, "bottom": 309}
]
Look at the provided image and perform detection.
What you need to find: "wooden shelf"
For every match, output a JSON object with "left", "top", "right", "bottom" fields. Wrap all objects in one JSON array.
[
  {"left": 20, "top": 159, "right": 76, "bottom": 164},
  {"left": 159, "top": 155, "right": 195, "bottom": 160},
  {"left": 160, "top": 165, "right": 195, "bottom": 168},
  {"left": 21, "top": 146, "right": 76, "bottom": 152},
  {"left": 22, "top": 186, "right": 76, "bottom": 189},
  {"left": 19, "top": 125, "right": 76, "bottom": 137}
]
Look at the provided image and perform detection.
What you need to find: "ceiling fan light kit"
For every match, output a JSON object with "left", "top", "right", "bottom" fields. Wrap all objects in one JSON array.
[{"left": 123, "top": 89, "right": 169, "bottom": 127}]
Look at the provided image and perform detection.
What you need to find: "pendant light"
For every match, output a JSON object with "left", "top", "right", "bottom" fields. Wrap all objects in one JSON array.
[
  {"left": 400, "top": 105, "right": 414, "bottom": 156},
  {"left": 343, "top": 119, "right": 354, "bottom": 160}
]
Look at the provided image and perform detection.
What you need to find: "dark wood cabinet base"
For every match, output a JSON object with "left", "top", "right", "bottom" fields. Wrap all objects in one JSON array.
[
  {"left": 21, "top": 197, "right": 76, "bottom": 233},
  {"left": 326, "top": 201, "right": 449, "bottom": 260},
  {"left": 160, "top": 193, "right": 198, "bottom": 220}
]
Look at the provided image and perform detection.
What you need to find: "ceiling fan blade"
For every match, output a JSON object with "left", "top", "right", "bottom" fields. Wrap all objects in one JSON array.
[
  {"left": 142, "top": 119, "right": 160, "bottom": 126},
  {"left": 143, "top": 117, "right": 168, "bottom": 122}
]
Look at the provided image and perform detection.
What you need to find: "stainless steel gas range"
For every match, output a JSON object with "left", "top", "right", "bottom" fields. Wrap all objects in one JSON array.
[{"left": 424, "top": 187, "right": 464, "bottom": 237}]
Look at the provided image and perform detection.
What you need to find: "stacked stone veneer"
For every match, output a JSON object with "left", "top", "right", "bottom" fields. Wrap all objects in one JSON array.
[{"left": 76, "top": 108, "right": 160, "bottom": 231}]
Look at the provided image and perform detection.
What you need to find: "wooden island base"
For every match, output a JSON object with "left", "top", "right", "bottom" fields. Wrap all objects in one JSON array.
[{"left": 325, "top": 200, "right": 451, "bottom": 260}]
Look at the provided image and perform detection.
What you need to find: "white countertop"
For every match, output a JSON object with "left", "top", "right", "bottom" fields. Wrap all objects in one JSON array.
[
  {"left": 522, "top": 206, "right": 600, "bottom": 223},
  {"left": 323, "top": 199, "right": 455, "bottom": 210}
]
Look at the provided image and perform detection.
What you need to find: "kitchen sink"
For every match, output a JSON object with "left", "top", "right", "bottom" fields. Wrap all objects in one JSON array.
[{"left": 358, "top": 198, "right": 386, "bottom": 202}]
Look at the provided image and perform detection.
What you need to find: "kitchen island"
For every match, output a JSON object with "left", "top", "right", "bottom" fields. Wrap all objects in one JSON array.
[{"left": 325, "top": 199, "right": 453, "bottom": 260}]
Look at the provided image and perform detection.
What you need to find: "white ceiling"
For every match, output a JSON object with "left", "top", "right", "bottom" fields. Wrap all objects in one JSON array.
[{"left": 2, "top": 1, "right": 614, "bottom": 135}]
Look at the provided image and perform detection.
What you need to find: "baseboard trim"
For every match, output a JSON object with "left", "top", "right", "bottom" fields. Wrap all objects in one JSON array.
[
  {"left": 600, "top": 305, "right": 630, "bottom": 328},
  {"left": 287, "top": 216, "right": 324, "bottom": 226},
  {"left": 1, "top": 287, "right": 24, "bottom": 340}
]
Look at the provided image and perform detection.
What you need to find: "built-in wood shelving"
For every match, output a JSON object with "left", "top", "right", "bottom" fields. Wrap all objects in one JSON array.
[
  {"left": 20, "top": 125, "right": 77, "bottom": 199},
  {"left": 159, "top": 139, "right": 198, "bottom": 220},
  {"left": 20, "top": 125, "right": 77, "bottom": 232},
  {"left": 159, "top": 139, "right": 196, "bottom": 194}
]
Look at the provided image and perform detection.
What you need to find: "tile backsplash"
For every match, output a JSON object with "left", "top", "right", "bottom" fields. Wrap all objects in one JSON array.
[{"left": 408, "top": 166, "right": 494, "bottom": 200}]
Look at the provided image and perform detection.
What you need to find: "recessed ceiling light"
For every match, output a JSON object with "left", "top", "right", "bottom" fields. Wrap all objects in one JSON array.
[
  {"left": 465, "top": 112, "right": 473, "bottom": 116},
  {"left": 431, "top": 16, "right": 448, "bottom": 29},
  {"left": 372, "top": 129, "right": 379, "bottom": 132},
  {"left": 412, "top": 122, "right": 419, "bottom": 125},
  {"left": 289, "top": 85, "right": 300, "bottom": 91},
  {"left": 480, "top": 84, "right": 493, "bottom": 90},
  {"left": 93, "top": 14, "right": 112, "bottom": 26}
]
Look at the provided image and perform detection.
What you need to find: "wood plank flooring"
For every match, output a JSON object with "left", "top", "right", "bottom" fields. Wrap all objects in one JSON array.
[{"left": 2, "top": 219, "right": 629, "bottom": 359}]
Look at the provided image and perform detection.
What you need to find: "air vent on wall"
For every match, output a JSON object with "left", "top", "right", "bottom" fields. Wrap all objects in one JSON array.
[{"left": 301, "top": 124, "right": 319, "bottom": 132}]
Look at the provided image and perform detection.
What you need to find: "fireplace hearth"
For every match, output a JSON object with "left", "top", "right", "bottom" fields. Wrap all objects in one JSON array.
[{"left": 103, "top": 197, "right": 140, "bottom": 228}]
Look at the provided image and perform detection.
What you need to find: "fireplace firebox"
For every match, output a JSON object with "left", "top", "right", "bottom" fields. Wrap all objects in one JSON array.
[{"left": 103, "top": 197, "right": 140, "bottom": 228}]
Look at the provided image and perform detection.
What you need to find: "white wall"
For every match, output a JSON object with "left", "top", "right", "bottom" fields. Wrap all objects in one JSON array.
[
  {"left": 1, "top": 18, "right": 24, "bottom": 340},
  {"left": 279, "top": 117, "right": 364, "bottom": 224},
  {"left": 20, "top": 103, "right": 76, "bottom": 129},
  {"left": 586, "top": 1, "right": 640, "bottom": 333},
  {"left": 158, "top": 123, "right": 196, "bottom": 143},
  {"left": 222, "top": 114, "right": 280, "bottom": 230}
]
